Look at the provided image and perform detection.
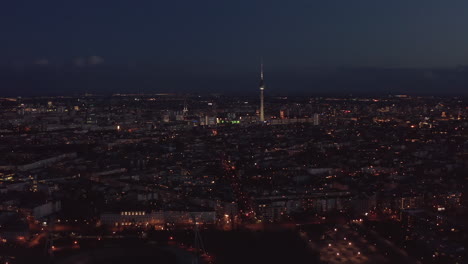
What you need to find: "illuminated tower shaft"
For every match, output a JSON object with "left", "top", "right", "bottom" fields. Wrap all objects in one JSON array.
[
  {"left": 260, "top": 88, "right": 264, "bottom": 122},
  {"left": 259, "top": 62, "right": 265, "bottom": 122}
]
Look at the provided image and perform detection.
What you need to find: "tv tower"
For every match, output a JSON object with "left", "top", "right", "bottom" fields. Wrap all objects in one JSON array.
[
  {"left": 259, "top": 61, "right": 265, "bottom": 122},
  {"left": 183, "top": 97, "right": 188, "bottom": 116}
]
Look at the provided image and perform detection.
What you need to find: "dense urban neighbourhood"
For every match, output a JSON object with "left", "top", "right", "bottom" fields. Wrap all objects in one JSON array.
[{"left": 0, "top": 94, "right": 466, "bottom": 264}]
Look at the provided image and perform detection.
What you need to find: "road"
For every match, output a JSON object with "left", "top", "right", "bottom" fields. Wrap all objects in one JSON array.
[{"left": 220, "top": 154, "right": 255, "bottom": 223}]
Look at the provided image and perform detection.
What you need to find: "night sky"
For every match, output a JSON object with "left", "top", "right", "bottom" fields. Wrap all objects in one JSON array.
[{"left": 1, "top": 0, "right": 468, "bottom": 96}]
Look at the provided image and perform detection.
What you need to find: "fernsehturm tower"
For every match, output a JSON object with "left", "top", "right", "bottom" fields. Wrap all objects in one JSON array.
[{"left": 259, "top": 63, "right": 265, "bottom": 122}]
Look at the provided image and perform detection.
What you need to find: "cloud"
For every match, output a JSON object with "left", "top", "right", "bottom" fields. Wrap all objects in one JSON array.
[
  {"left": 73, "top": 57, "right": 86, "bottom": 67},
  {"left": 88, "top": 56, "right": 104, "bottom": 65},
  {"left": 73, "top": 56, "right": 104, "bottom": 67},
  {"left": 35, "top": 59, "right": 49, "bottom": 65}
]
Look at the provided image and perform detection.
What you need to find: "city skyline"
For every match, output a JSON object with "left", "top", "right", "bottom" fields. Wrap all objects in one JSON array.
[
  {"left": 1, "top": 93, "right": 466, "bottom": 264},
  {"left": 1, "top": 1, "right": 467, "bottom": 264},
  {"left": 2, "top": 65, "right": 468, "bottom": 97}
]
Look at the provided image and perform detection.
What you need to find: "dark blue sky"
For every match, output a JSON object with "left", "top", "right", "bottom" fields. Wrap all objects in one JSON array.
[{"left": 1, "top": 0, "right": 468, "bottom": 95}]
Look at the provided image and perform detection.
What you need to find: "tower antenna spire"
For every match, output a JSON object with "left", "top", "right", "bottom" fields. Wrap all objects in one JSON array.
[{"left": 260, "top": 58, "right": 264, "bottom": 80}]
